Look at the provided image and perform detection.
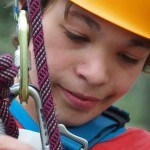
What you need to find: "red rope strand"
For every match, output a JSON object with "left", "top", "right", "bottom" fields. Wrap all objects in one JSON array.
[
  {"left": 0, "top": 54, "right": 19, "bottom": 138},
  {"left": 26, "top": 0, "right": 62, "bottom": 149}
]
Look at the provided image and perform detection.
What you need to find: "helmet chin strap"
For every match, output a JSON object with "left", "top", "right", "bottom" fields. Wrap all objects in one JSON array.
[{"left": 25, "top": 0, "right": 62, "bottom": 149}]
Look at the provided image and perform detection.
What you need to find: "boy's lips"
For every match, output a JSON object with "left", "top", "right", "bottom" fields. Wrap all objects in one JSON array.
[{"left": 59, "top": 85, "right": 100, "bottom": 109}]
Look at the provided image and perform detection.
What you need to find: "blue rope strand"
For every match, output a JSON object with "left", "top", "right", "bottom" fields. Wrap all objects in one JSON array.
[{"left": 14, "top": 0, "right": 19, "bottom": 21}]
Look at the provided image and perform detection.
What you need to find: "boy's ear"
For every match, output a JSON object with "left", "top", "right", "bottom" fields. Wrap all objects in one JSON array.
[{"left": 18, "top": 0, "right": 25, "bottom": 10}]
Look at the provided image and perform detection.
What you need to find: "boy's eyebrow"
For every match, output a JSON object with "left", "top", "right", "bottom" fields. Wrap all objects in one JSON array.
[
  {"left": 69, "top": 11, "right": 100, "bottom": 31},
  {"left": 68, "top": 11, "right": 150, "bottom": 50},
  {"left": 130, "top": 38, "right": 150, "bottom": 50}
]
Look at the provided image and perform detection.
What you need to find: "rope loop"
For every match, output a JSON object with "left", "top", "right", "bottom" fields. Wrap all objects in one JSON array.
[
  {"left": 0, "top": 54, "right": 18, "bottom": 98},
  {"left": 0, "top": 54, "right": 19, "bottom": 138}
]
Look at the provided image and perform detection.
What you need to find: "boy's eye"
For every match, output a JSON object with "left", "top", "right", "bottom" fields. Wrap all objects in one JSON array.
[
  {"left": 118, "top": 53, "right": 139, "bottom": 64},
  {"left": 64, "top": 29, "right": 90, "bottom": 43}
]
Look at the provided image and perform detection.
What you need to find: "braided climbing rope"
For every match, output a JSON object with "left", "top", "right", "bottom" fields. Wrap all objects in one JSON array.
[
  {"left": 26, "top": 0, "right": 62, "bottom": 149},
  {"left": 0, "top": 54, "right": 19, "bottom": 138}
]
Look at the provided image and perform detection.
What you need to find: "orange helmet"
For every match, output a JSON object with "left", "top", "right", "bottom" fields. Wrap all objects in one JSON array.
[{"left": 70, "top": 0, "right": 150, "bottom": 39}]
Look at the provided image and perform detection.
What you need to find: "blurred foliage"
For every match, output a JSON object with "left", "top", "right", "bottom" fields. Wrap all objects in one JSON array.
[
  {"left": 0, "top": 2, "right": 16, "bottom": 55},
  {"left": 0, "top": 3, "right": 150, "bottom": 130},
  {"left": 115, "top": 73, "right": 150, "bottom": 130}
]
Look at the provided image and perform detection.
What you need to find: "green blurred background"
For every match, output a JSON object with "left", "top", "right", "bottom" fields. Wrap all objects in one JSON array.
[
  {"left": 0, "top": 2, "right": 15, "bottom": 55},
  {"left": 0, "top": 3, "right": 150, "bottom": 130}
]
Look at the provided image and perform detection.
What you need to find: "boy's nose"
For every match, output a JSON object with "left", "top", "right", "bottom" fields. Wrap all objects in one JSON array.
[{"left": 76, "top": 57, "right": 110, "bottom": 86}]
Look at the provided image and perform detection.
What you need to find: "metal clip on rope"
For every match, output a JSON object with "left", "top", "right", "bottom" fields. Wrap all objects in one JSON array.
[
  {"left": 10, "top": 84, "right": 49, "bottom": 149},
  {"left": 58, "top": 124, "right": 88, "bottom": 150},
  {"left": 11, "top": 10, "right": 49, "bottom": 150},
  {"left": 18, "top": 10, "right": 29, "bottom": 105}
]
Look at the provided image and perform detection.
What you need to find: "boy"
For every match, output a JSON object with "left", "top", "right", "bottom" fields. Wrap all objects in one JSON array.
[{"left": 0, "top": 0, "right": 150, "bottom": 149}]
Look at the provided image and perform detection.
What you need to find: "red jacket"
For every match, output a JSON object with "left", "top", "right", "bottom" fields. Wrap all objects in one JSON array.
[{"left": 92, "top": 127, "right": 150, "bottom": 150}]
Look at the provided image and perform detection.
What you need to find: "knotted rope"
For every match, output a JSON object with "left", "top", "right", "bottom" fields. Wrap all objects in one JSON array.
[
  {"left": 0, "top": 54, "right": 19, "bottom": 138},
  {"left": 26, "top": 0, "right": 62, "bottom": 149}
]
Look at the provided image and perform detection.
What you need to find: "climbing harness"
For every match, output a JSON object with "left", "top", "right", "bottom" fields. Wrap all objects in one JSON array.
[{"left": 9, "top": 99, "right": 130, "bottom": 150}]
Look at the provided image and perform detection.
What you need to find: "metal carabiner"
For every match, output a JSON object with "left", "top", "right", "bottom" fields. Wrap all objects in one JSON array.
[
  {"left": 17, "top": 10, "right": 29, "bottom": 105},
  {"left": 10, "top": 84, "right": 49, "bottom": 150},
  {"left": 58, "top": 124, "right": 88, "bottom": 150},
  {"left": 13, "top": 10, "right": 49, "bottom": 150}
]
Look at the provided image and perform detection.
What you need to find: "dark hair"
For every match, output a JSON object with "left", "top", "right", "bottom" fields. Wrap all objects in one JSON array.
[{"left": 42, "top": 0, "right": 72, "bottom": 18}]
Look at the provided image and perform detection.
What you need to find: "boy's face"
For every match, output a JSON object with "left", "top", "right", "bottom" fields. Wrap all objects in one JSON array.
[{"left": 29, "top": 0, "right": 150, "bottom": 126}]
